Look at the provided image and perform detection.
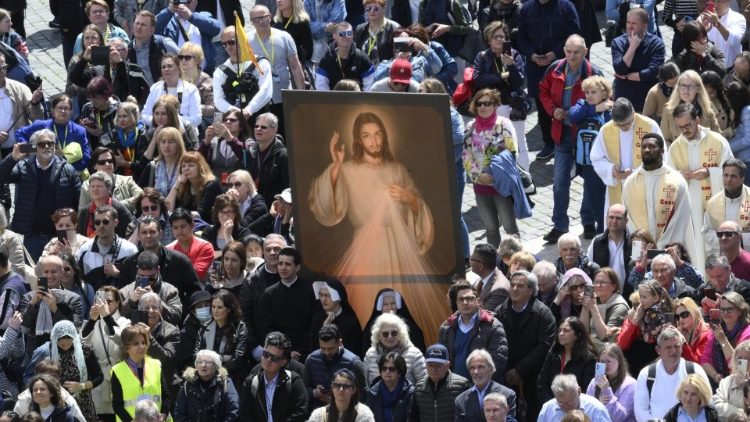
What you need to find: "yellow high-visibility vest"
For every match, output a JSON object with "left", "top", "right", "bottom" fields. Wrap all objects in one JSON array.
[{"left": 111, "top": 356, "right": 162, "bottom": 422}]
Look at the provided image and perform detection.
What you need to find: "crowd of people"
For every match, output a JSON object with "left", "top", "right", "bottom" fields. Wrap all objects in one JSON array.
[{"left": 3, "top": 0, "right": 750, "bottom": 421}]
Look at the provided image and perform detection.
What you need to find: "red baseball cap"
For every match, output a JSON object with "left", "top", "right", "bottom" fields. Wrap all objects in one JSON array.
[{"left": 389, "top": 59, "right": 412, "bottom": 85}]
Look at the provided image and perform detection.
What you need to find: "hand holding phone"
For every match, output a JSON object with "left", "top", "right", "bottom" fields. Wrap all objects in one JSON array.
[
  {"left": 709, "top": 307, "right": 721, "bottom": 323},
  {"left": 19, "top": 143, "right": 36, "bottom": 154},
  {"left": 595, "top": 362, "right": 606, "bottom": 378}
]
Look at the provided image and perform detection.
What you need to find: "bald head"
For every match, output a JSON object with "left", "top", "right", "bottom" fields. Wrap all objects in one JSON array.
[
  {"left": 564, "top": 35, "right": 588, "bottom": 69},
  {"left": 40, "top": 255, "right": 64, "bottom": 288}
]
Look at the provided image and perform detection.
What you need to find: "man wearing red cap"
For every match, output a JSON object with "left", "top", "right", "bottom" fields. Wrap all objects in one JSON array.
[{"left": 369, "top": 58, "right": 419, "bottom": 92}]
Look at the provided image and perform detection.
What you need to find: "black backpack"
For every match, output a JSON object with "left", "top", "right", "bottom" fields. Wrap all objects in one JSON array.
[{"left": 218, "top": 58, "right": 268, "bottom": 110}]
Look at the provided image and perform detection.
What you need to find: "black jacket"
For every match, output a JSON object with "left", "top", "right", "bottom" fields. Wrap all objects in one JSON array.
[
  {"left": 366, "top": 377, "right": 415, "bottom": 422},
  {"left": 196, "top": 0, "right": 243, "bottom": 26},
  {"left": 354, "top": 20, "right": 399, "bottom": 64},
  {"left": 671, "top": 45, "right": 727, "bottom": 77},
  {"left": 256, "top": 277, "right": 317, "bottom": 357},
  {"left": 127, "top": 35, "right": 169, "bottom": 84},
  {"left": 411, "top": 371, "right": 470, "bottom": 422},
  {"left": 239, "top": 194, "right": 268, "bottom": 234},
  {"left": 246, "top": 137, "right": 289, "bottom": 204},
  {"left": 0, "top": 155, "right": 81, "bottom": 235},
  {"left": 76, "top": 199, "right": 134, "bottom": 239},
  {"left": 240, "top": 264, "right": 279, "bottom": 340},
  {"left": 195, "top": 319, "right": 251, "bottom": 385},
  {"left": 118, "top": 246, "right": 202, "bottom": 311},
  {"left": 454, "top": 380, "right": 516, "bottom": 421},
  {"left": 239, "top": 368, "right": 308, "bottom": 422},
  {"left": 199, "top": 224, "right": 252, "bottom": 251},
  {"left": 537, "top": 349, "right": 597, "bottom": 404},
  {"left": 149, "top": 319, "right": 181, "bottom": 387},
  {"left": 664, "top": 403, "right": 720, "bottom": 422}
]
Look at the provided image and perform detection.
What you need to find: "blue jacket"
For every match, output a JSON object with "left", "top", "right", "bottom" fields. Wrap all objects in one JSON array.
[
  {"left": 373, "top": 53, "right": 442, "bottom": 83},
  {"left": 366, "top": 377, "right": 414, "bottom": 422},
  {"left": 303, "top": 0, "right": 347, "bottom": 38},
  {"left": 155, "top": 9, "right": 221, "bottom": 73},
  {"left": 516, "top": 0, "right": 580, "bottom": 97},
  {"left": 731, "top": 105, "right": 750, "bottom": 162},
  {"left": 302, "top": 347, "right": 367, "bottom": 408},
  {"left": 490, "top": 152, "right": 532, "bottom": 219},
  {"left": 15, "top": 120, "right": 91, "bottom": 171},
  {"left": 611, "top": 32, "right": 665, "bottom": 111},
  {"left": 0, "top": 155, "right": 81, "bottom": 236}
]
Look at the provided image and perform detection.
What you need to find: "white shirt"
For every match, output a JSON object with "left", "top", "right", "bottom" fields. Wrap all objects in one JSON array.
[
  {"left": 633, "top": 359, "right": 710, "bottom": 421},
  {"left": 585, "top": 236, "right": 627, "bottom": 288},
  {"left": 141, "top": 79, "right": 203, "bottom": 128},
  {"left": 0, "top": 88, "right": 13, "bottom": 146},
  {"left": 706, "top": 9, "right": 746, "bottom": 68}
]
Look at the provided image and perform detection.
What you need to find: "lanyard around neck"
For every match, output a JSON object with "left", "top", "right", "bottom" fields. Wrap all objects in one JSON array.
[{"left": 258, "top": 33, "right": 275, "bottom": 65}]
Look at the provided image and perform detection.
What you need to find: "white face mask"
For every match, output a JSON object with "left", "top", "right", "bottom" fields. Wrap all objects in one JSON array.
[{"left": 195, "top": 306, "right": 211, "bottom": 322}]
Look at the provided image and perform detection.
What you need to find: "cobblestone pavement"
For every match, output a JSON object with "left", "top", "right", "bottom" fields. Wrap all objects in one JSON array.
[{"left": 23, "top": 0, "right": 674, "bottom": 261}]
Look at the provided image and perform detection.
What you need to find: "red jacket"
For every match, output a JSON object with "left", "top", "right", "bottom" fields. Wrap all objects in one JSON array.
[{"left": 538, "top": 58, "right": 601, "bottom": 143}]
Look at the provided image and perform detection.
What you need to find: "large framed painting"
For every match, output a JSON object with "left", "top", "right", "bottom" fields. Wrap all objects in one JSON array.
[{"left": 284, "top": 90, "right": 464, "bottom": 343}]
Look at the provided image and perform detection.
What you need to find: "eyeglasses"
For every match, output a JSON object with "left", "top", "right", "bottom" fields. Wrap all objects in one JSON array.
[
  {"left": 331, "top": 383, "right": 354, "bottom": 391},
  {"left": 717, "top": 231, "right": 739, "bottom": 239},
  {"left": 380, "top": 366, "right": 398, "bottom": 373},
  {"left": 89, "top": 8, "right": 108, "bottom": 14},
  {"left": 251, "top": 15, "right": 271, "bottom": 23},
  {"left": 141, "top": 305, "right": 160, "bottom": 312},
  {"left": 141, "top": 205, "right": 159, "bottom": 212},
  {"left": 381, "top": 330, "right": 399, "bottom": 338},
  {"left": 196, "top": 360, "right": 214, "bottom": 366},
  {"left": 255, "top": 125, "right": 269, "bottom": 130},
  {"left": 491, "top": 34, "right": 506, "bottom": 41},
  {"left": 678, "top": 83, "right": 698, "bottom": 91},
  {"left": 223, "top": 117, "right": 239, "bottom": 123},
  {"left": 54, "top": 106, "right": 71, "bottom": 113},
  {"left": 458, "top": 296, "right": 477, "bottom": 304},
  {"left": 96, "top": 158, "right": 114, "bottom": 165},
  {"left": 337, "top": 30, "right": 353, "bottom": 37},
  {"left": 36, "top": 142, "right": 55, "bottom": 148},
  {"left": 93, "top": 219, "right": 111, "bottom": 226},
  {"left": 177, "top": 54, "right": 194, "bottom": 61},
  {"left": 593, "top": 280, "right": 612, "bottom": 286},
  {"left": 476, "top": 101, "right": 494, "bottom": 108},
  {"left": 365, "top": 5, "right": 382, "bottom": 12},
  {"left": 720, "top": 306, "right": 739, "bottom": 313},
  {"left": 674, "top": 310, "right": 691, "bottom": 320},
  {"left": 220, "top": 40, "right": 237, "bottom": 47},
  {"left": 262, "top": 350, "right": 286, "bottom": 363}
]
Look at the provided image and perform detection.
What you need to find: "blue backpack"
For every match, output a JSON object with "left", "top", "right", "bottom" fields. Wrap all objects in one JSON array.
[{"left": 576, "top": 113, "right": 607, "bottom": 166}]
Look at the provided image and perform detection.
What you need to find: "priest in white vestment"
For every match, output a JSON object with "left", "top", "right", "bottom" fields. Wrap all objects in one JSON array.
[
  {"left": 702, "top": 159, "right": 750, "bottom": 255},
  {"left": 590, "top": 98, "right": 661, "bottom": 221},
  {"left": 622, "top": 132, "right": 694, "bottom": 257},
  {"left": 665, "top": 103, "right": 733, "bottom": 271}
]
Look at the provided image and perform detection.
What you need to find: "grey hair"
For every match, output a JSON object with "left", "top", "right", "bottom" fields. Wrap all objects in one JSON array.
[
  {"left": 611, "top": 98, "right": 635, "bottom": 123},
  {"left": 0, "top": 207, "right": 7, "bottom": 230},
  {"left": 466, "top": 349, "right": 495, "bottom": 374},
  {"left": 533, "top": 260, "right": 558, "bottom": 282},
  {"left": 497, "top": 237, "right": 523, "bottom": 258},
  {"left": 138, "top": 292, "right": 161, "bottom": 309},
  {"left": 511, "top": 270, "right": 538, "bottom": 297},
  {"left": 195, "top": 349, "right": 222, "bottom": 371},
  {"left": 30, "top": 128, "right": 55, "bottom": 145},
  {"left": 88, "top": 171, "right": 114, "bottom": 194},
  {"left": 705, "top": 254, "right": 731, "bottom": 271},
  {"left": 652, "top": 254, "right": 676, "bottom": 271},
  {"left": 264, "top": 233, "right": 287, "bottom": 246},
  {"left": 483, "top": 392, "right": 508, "bottom": 407},
  {"left": 370, "top": 312, "right": 411, "bottom": 349},
  {"left": 134, "top": 400, "right": 161, "bottom": 421},
  {"left": 656, "top": 325, "right": 685, "bottom": 347},
  {"left": 551, "top": 374, "right": 580, "bottom": 395},
  {"left": 257, "top": 112, "right": 279, "bottom": 129},
  {"left": 557, "top": 233, "right": 581, "bottom": 251}
]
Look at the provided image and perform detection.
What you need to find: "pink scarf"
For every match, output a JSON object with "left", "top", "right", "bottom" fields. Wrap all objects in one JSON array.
[{"left": 474, "top": 113, "right": 497, "bottom": 134}]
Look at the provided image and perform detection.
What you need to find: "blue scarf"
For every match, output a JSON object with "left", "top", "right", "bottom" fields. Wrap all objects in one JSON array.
[
  {"left": 117, "top": 126, "right": 139, "bottom": 148},
  {"left": 379, "top": 378, "right": 404, "bottom": 422}
]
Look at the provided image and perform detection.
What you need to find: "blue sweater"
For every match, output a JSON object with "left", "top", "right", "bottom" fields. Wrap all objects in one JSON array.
[
  {"left": 15, "top": 120, "right": 91, "bottom": 171},
  {"left": 516, "top": 0, "right": 580, "bottom": 97},
  {"left": 611, "top": 32, "right": 665, "bottom": 111}
]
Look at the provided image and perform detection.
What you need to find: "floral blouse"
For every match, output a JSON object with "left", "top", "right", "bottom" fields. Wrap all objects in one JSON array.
[{"left": 462, "top": 117, "right": 517, "bottom": 183}]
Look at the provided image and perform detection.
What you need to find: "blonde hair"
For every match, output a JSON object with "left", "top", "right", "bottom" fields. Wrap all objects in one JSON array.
[
  {"left": 676, "top": 374, "right": 712, "bottom": 407},
  {"left": 673, "top": 297, "right": 707, "bottom": 340},
  {"left": 154, "top": 126, "right": 187, "bottom": 162},
  {"left": 274, "top": 0, "right": 310, "bottom": 23},
  {"left": 665, "top": 70, "right": 715, "bottom": 119},
  {"left": 581, "top": 75, "right": 613, "bottom": 100},
  {"left": 508, "top": 251, "right": 536, "bottom": 272},
  {"left": 118, "top": 101, "right": 140, "bottom": 128},
  {"left": 229, "top": 170, "right": 257, "bottom": 195},
  {"left": 369, "top": 313, "right": 412, "bottom": 350},
  {"left": 178, "top": 42, "right": 205, "bottom": 86},
  {"left": 732, "top": 340, "right": 750, "bottom": 374}
]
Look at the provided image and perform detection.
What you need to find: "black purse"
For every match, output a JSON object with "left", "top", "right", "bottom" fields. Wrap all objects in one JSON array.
[{"left": 508, "top": 90, "right": 531, "bottom": 121}]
